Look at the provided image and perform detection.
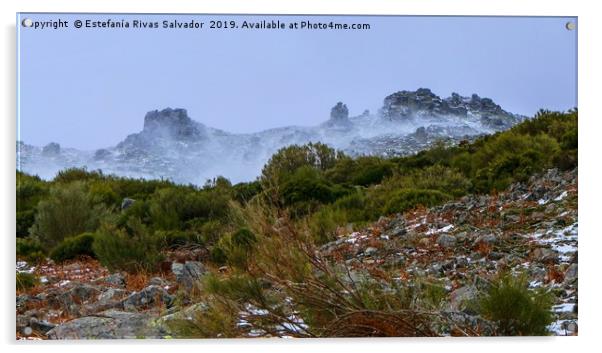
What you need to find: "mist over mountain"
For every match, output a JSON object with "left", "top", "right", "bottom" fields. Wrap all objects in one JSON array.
[{"left": 17, "top": 88, "right": 525, "bottom": 185}]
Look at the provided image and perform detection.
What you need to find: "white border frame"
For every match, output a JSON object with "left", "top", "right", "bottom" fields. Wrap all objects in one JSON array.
[{"left": 2, "top": 1, "right": 599, "bottom": 353}]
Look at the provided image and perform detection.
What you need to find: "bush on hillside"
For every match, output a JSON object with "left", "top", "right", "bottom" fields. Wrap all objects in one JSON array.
[
  {"left": 383, "top": 189, "right": 452, "bottom": 215},
  {"left": 49, "top": 233, "right": 96, "bottom": 263},
  {"left": 93, "top": 219, "right": 164, "bottom": 273},
  {"left": 29, "top": 182, "right": 104, "bottom": 247},
  {"left": 477, "top": 273, "right": 554, "bottom": 336}
]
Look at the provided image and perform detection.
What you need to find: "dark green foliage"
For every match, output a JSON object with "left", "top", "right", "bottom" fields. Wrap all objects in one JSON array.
[
  {"left": 88, "top": 181, "right": 119, "bottom": 207},
  {"left": 212, "top": 228, "right": 258, "bottom": 269},
  {"left": 16, "top": 237, "right": 46, "bottom": 264},
  {"left": 261, "top": 142, "right": 341, "bottom": 192},
  {"left": 50, "top": 233, "right": 96, "bottom": 263},
  {"left": 210, "top": 246, "right": 227, "bottom": 266},
  {"left": 326, "top": 156, "right": 395, "bottom": 186},
  {"left": 17, "top": 172, "right": 48, "bottom": 237},
  {"left": 199, "top": 220, "right": 224, "bottom": 245},
  {"left": 16, "top": 210, "right": 35, "bottom": 238},
  {"left": 93, "top": 219, "right": 164, "bottom": 273},
  {"left": 280, "top": 166, "right": 344, "bottom": 208},
  {"left": 16, "top": 272, "right": 38, "bottom": 291},
  {"left": 309, "top": 206, "right": 348, "bottom": 244},
  {"left": 232, "top": 181, "right": 262, "bottom": 204},
  {"left": 231, "top": 228, "right": 256, "bottom": 249},
  {"left": 478, "top": 273, "right": 554, "bottom": 336},
  {"left": 149, "top": 186, "right": 231, "bottom": 230},
  {"left": 29, "top": 182, "right": 105, "bottom": 247},
  {"left": 383, "top": 189, "right": 452, "bottom": 215}
]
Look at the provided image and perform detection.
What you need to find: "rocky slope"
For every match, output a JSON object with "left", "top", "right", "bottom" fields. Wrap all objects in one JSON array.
[
  {"left": 16, "top": 167, "right": 577, "bottom": 339},
  {"left": 17, "top": 89, "right": 524, "bottom": 184}
]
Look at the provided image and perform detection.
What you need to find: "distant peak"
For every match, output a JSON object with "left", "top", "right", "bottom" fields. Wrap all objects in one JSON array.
[
  {"left": 330, "top": 102, "right": 349, "bottom": 121},
  {"left": 380, "top": 88, "right": 511, "bottom": 122},
  {"left": 142, "top": 108, "right": 201, "bottom": 138}
]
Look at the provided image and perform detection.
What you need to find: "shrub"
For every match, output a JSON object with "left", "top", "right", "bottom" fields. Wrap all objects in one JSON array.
[
  {"left": 49, "top": 233, "right": 96, "bottom": 263},
  {"left": 231, "top": 228, "right": 257, "bottom": 249},
  {"left": 261, "top": 142, "right": 341, "bottom": 192},
  {"left": 232, "top": 181, "right": 262, "bottom": 204},
  {"left": 397, "top": 165, "right": 471, "bottom": 198},
  {"left": 383, "top": 189, "right": 451, "bottom": 215},
  {"left": 199, "top": 220, "right": 224, "bottom": 245},
  {"left": 88, "top": 181, "right": 119, "bottom": 207},
  {"left": 210, "top": 246, "right": 228, "bottom": 266},
  {"left": 16, "top": 272, "right": 38, "bottom": 291},
  {"left": 212, "top": 228, "right": 257, "bottom": 269},
  {"left": 16, "top": 237, "right": 46, "bottom": 264},
  {"left": 149, "top": 187, "right": 231, "bottom": 230},
  {"left": 478, "top": 273, "right": 554, "bottom": 336},
  {"left": 29, "top": 182, "right": 104, "bottom": 247},
  {"left": 325, "top": 156, "right": 395, "bottom": 186},
  {"left": 16, "top": 210, "right": 35, "bottom": 238},
  {"left": 280, "top": 166, "right": 339, "bottom": 207},
  {"left": 93, "top": 219, "right": 164, "bottom": 273},
  {"left": 309, "top": 206, "right": 348, "bottom": 244}
]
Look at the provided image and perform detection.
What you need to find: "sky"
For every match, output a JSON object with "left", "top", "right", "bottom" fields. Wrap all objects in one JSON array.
[{"left": 18, "top": 14, "right": 577, "bottom": 150}]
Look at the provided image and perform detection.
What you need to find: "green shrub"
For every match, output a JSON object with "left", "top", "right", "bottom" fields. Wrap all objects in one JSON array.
[
  {"left": 231, "top": 228, "right": 256, "bottom": 249},
  {"left": 49, "top": 233, "right": 96, "bottom": 263},
  {"left": 53, "top": 167, "right": 104, "bottom": 183},
  {"left": 93, "top": 219, "right": 164, "bottom": 273},
  {"left": 383, "top": 189, "right": 451, "bottom": 214},
  {"left": 29, "top": 182, "right": 105, "bottom": 247},
  {"left": 280, "top": 167, "right": 337, "bottom": 205},
  {"left": 16, "top": 210, "right": 35, "bottom": 238},
  {"left": 16, "top": 272, "right": 38, "bottom": 291},
  {"left": 88, "top": 181, "right": 119, "bottom": 206},
  {"left": 325, "top": 156, "right": 395, "bottom": 186},
  {"left": 149, "top": 187, "right": 231, "bottom": 230},
  {"left": 478, "top": 273, "right": 554, "bottom": 336},
  {"left": 16, "top": 237, "right": 46, "bottom": 263},
  {"left": 199, "top": 220, "right": 224, "bottom": 245},
  {"left": 212, "top": 228, "right": 257, "bottom": 269},
  {"left": 232, "top": 181, "right": 262, "bottom": 204},
  {"left": 210, "top": 246, "right": 228, "bottom": 266},
  {"left": 261, "top": 142, "right": 341, "bottom": 192},
  {"left": 309, "top": 206, "right": 348, "bottom": 244}
]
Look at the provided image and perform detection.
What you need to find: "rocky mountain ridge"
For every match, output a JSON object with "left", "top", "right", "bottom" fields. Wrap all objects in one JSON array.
[{"left": 17, "top": 89, "right": 525, "bottom": 184}]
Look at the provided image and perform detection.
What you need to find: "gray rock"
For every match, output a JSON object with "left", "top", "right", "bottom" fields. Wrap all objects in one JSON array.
[
  {"left": 121, "top": 198, "right": 136, "bottom": 210},
  {"left": 171, "top": 261, "right": 206, "bottom": 291},
  {"left": 474, "top": 234, "right": 497, "bottom": 246},
  {"left": 564, "top": 263, "right": 578, "bottom": 284},
  {"left": 149, "top": 277, "right": 171, "bottom": 287},
  {"left": 122, "top": 285, "right": 174, "bottom": 311},
  {"left": 364, "top": 247, "right": 378, "bottom": 256},
  {"left": 385, "top": 218, "right": 407, "bottom": 237},
  {"left": 449, "top": 286, "right": 477, "bottom": 311},
  {"left": 47, "top": 283, "right": 101, "bottom": 314},
  {"left": 330, "top": 102, "right": 349, "bottom": 121},
  {"left": 455, "top": 231, "right": 468, "bottom": 242},
  {"left": 437, "top": 234, "right": 456, "bottom": 249},
  {"left": 531, "top": 247, "right": 558, "bottom": 263},
  {"left": 47, "top": 310, "right": 164, "bottom": 339},
  {"left": 96, "top": 273, "right": 126, "bottom": 288}
]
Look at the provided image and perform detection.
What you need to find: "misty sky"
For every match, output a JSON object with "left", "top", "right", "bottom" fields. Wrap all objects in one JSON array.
[{"left": 18, "top": 14, "right": 577, "bottom": 150}]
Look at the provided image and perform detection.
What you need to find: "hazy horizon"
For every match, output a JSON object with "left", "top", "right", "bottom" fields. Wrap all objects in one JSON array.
[{"left": 18, "top": 14, "right": 577, "bottom": 150}]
